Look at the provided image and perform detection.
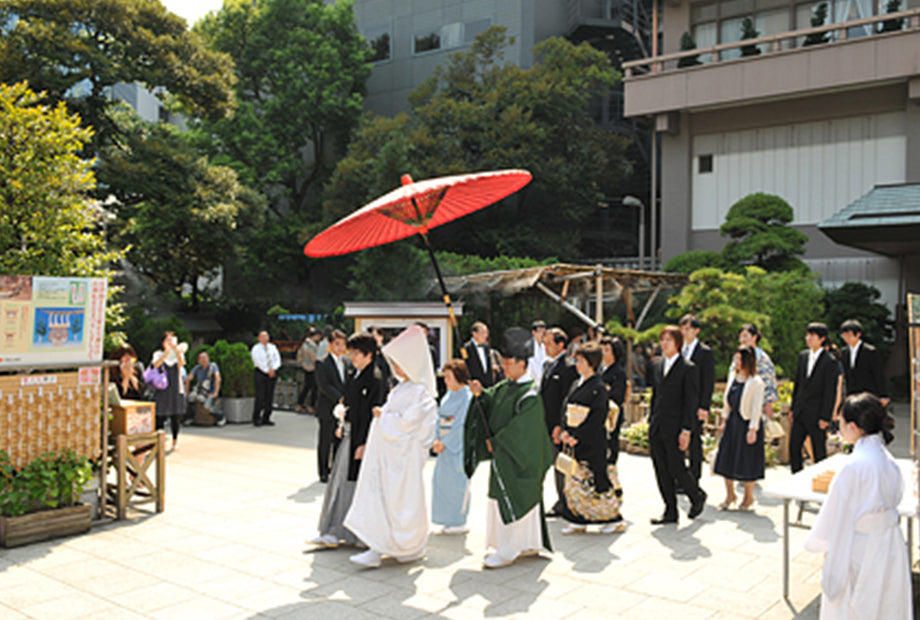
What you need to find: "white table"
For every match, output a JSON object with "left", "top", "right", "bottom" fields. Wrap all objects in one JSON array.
[{"left": 763, "top": 453, "right": 916, "bottom": 599}]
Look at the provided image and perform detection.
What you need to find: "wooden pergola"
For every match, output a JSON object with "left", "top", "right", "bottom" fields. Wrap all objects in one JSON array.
[{"left": 440, "top": 263, "right": 688, "bottom": 332}]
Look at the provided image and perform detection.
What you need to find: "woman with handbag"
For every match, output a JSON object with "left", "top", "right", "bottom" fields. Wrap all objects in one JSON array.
[
  {"left": 558, "top": 343, "right": 626, "bottom": 535},
  {"left": 150, "top": 331, "right": 187, "bottom": 452},
  {"left": 713, "top": 345, "right": 766, "bottom": 511}
]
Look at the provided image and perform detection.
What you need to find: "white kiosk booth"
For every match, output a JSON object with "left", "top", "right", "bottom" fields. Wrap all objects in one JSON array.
[{"left": 344, "top": 301, "right": 463, "bottom": 371}]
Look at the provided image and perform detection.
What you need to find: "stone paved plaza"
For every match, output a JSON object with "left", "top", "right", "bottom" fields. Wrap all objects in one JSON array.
[{"left": 0, "top": 407, "right": 913, "bottom": 619}]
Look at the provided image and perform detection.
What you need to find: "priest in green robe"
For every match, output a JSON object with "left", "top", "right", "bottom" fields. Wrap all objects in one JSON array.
[{"left": 464, "top": 328, "right": 554, "bottom": 569}]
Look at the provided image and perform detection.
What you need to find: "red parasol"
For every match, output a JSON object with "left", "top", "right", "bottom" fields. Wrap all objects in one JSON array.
[
  {"left": 304, "top": 169, "right": 531, "bottom": 257},
  {"left": 304, "top": 169, "right": 532, "bottom": 500}
]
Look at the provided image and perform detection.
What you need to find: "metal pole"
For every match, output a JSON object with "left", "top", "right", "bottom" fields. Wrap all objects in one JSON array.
[
  {"left": 639, "top": 202, "right": 646, "bottom": 271},
  {"left": 651, "top": 131, "right": 658, "bottom": 270},
  {"left": 595, "top": 265, "right": 603, "bottom": 329}
]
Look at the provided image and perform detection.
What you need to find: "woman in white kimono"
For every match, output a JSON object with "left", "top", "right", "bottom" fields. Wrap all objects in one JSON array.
[
  {"left": 345, "top": 325, "right": 438, "bottom": 568},
  {"left": 804, "top": 392, "right": 910, "bottom": 620},
  {"left": 431, "top": 359, "right": 473, "bottom": 534}
]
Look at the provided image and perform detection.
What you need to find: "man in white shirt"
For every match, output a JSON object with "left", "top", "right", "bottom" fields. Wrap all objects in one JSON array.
[
  {"left": 251, "top": 330, "right": 282, "bottom": 426},
  {"left": 526, "top": 320, "right": 547, "bottom": 386}
]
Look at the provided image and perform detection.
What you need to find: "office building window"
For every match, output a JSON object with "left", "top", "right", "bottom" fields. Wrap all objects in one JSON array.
[
  {"left": 699, "top": 154, "right": 714, "bottom": 173},
  {"left": 158, "top": 105, "right": 169, "bottom": 123},
  {"left": 464, "top": 18, "right": 492, "bottom": 43},
  {"left": 413, "top": 12, "right": 494, "bottom": 55},
  {"left": 364, "top": 24, "right": 391, "bottom": 62}
]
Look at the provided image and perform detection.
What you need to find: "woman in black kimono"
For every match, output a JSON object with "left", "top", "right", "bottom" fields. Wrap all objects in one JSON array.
[{"left": 559, "top": 343, "right": 625, "bottom": 535}]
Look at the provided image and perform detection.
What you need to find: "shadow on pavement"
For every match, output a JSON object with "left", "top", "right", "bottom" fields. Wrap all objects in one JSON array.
[{"left": 651, "top": 518, "right": 713, "bottom": 561}]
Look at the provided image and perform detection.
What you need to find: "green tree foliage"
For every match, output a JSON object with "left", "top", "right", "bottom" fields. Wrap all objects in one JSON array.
[
  {"left": 0, "top": 0, "right": 235, "bottom": 150},
  {"left": 324, "top": 27, "right": 632, "bottom": 259},
  {"left": 677, "top": 32, "right": 702, "bottom": 68},
  {"left": 96, "top": 108, "right": 264, "bottom": 309},
  {"left": 0, "top": 83, "right": 119, "bottom": 276},
  {"left": 194, "top": 0, "right": 371, "bottom": 217},
  {"left": 879, "top": 0, "right": 904, "bottom": 32},
  {"left": 668, "top": 267, "right": 824, "bottom": 377},
  {"left": 663, "top": 250, "right": 727, "bottom": 273},
  {"left": 823, "top": 282, "right": 892, "bottom": 359},
  {"left": 740, "top": 17, "right": 762, "bottom": 56},
  {"left": 803, "top": 3, "right": 831, "bottom": 46},
  {"left": 720, "top": 192, "right": 809, "bottom": 272}
]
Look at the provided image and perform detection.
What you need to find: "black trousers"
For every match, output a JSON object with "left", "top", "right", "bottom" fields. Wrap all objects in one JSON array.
[
  {"left": 789, "top": 414, "right": 827, "bottom": 473},
  {"left": 650, "top": 430, "right": 703, "bottom": 517},
  {"left": 297, "top": 369, "right": 316, "bottom": 409},
  {"left": 317, "top": 416, "right": 339, "bottom": 481},
  {"left": 155, "top": 415, "right": 181, "bottom": 441},
  {"left": 253, "top": 370, "right": 277, "bottom": 424},
  {"left": 551, "top": 442, "right": 566, "bottom": 511},
  {"left": 687, "top": 418, "right": 703, "bottom": 481}
]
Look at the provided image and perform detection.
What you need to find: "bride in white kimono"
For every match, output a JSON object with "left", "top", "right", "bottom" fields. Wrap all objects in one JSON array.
[
  {"left": 345, "top": 324, "right": 438, "bottom": 568},
  {"left": 804, "top": 392, "right": 910, "bottom": 620}
]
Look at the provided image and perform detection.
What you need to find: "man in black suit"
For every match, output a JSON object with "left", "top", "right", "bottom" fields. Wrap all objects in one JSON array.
[
  {"left": 463, "top": 322, "right": 497, "bottom": 388},
  {"left": 649, "top": 326, "right": 707, "bottom": 524},
  {"left": 789, "top": 323, "right": 838, "bottom": 473},
  {"left": 343, "top": 333, "right": 386, "bottom": 482},
  {"left": 840, "top": 320, "right": 888, "bottom": 404},
  {"left": 315, "top": 330, "right": 352, "bottom": 483},
  {"left": 679, "top": 314, "right": 715, "bottom": 481},
  {"left": 540, "top": 327, "right": 578, "bottom": 515}
]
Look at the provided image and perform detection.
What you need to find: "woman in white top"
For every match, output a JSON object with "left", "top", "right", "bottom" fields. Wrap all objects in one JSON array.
[
  {"left": 713, "top": 345, "right": 765, "bottom": 511},
  {"left": 151, "top": 332, "right": 187, "bottom": 451},
  {"left": 804, "top": 392, "right": 910, "bottom": 620}
]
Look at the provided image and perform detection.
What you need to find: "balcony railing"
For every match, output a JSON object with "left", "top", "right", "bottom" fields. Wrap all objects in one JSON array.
[{"left": 623, "top": 8, "right": 920, "bottom": 78}]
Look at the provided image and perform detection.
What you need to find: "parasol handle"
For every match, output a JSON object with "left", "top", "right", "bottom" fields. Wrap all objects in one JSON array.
[{"left": 418, "top": 232, "right": 495, "bottom": 450}]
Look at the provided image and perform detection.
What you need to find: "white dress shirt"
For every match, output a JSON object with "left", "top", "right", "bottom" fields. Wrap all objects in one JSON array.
[
  {"left": 475, "top": 343, "right": 489, "bottom": 373},
  {"left": 251, "top": 342, "right": 281, "bottom": 374},
  {"left": 330, "top": 353, "right": 347, "bottom": 384},
  {"left": 663, "top": 353, "right": 679, "bottom": 376},
  {"left": 806, "top": 348, "right": 822, "bottom": 378},
  {"left": 849, "top": 340, "right": 862, "bottom": 369},
  {"left": 682, "top": 338, "right": 698, "bottom": 362}
]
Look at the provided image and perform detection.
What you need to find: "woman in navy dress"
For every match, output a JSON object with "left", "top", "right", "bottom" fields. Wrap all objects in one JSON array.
[{"left": 714, "top": 345, "right": 766, "bottom": 511}]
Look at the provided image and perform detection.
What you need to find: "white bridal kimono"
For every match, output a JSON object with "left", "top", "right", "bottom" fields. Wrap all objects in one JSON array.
[
  {"left": 344, "top": 326, "right": 437, "bottom": 559},
  {"left": 803, "top": 434, "right": 911, "bottom": 620}
]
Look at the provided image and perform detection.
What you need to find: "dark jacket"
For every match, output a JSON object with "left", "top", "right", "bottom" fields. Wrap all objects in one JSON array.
[
  {"left": 563, "top": 375, "right": 611, "bottom": 493},
  {"left": 463, "top": 340, "right": 495, "bottom": 388},
  {"left": 600, "top": 362, "right": 627, "bottom": 408},
  {"left": 844, "top": 341, "right": 888, "bottom": 399},
  {"left": 540, "top": 354, "right": 578, "bottom": 437},
  {"left": 315, "top": 355, "right": 352, "bottom": 421},
  {"left": 344, "top": 364, "right": 385, "bottom": 481},
  {"left": 649, "top": 355, "right": 699, "bottom": 438},
  {"left": 688, "top": 341, "right": 715, "bottom": 413},
  {"left": 792, "top": 349, "right": 838, "bottom": 424}
]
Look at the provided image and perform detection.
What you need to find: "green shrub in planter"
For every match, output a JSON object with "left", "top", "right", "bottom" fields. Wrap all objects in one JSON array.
[
  {"left": 0, "top": 450, "right": 93, "bottom": 517},
  {"left": 623, "top": 422, "right": 650, "bottom": 450}
]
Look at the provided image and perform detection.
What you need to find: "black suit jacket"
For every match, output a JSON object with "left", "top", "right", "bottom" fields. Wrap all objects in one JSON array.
[
  {"left": 315, "top": 355, "right": 352, "bottom": 421},
  {"left": 344, "top": 364, "right": 385, "bottom": 480},
  {"left": 600, "top": 363, "right": 627, "bottom": 407},
  {"left": 463, "top": 340, "right": 495, "bottom": 388},
  {"left": 844, "top": 342, "right": 887, "bottom": 398},
  {"left": 688, "top": 341, "right": 715, "bottom": 413},
  {"left": 540, "top": 354, "right": 578, "bottom": 436},
  {"left": 792, "top": 349, "right": 838, "bottom": 424},
  {"left": 649, "top": 356, "right": 698, "bottom": 438}
]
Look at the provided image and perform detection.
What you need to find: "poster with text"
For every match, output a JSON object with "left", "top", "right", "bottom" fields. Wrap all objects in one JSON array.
[{"left": 0, "top": 276, "right": 107, "bottom": 367}]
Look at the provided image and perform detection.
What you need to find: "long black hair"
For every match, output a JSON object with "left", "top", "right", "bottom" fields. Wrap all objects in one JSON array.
[{"left": 841, "top": 392, "right": 895, "bottom": 445}]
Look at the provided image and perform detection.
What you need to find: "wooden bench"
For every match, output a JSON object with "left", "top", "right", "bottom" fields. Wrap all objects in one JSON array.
[{"left": 106, "top": 431, "right": 166, "bottom": 520}]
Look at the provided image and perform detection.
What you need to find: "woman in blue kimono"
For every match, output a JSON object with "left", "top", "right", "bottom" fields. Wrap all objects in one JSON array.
[{"left": 431, "top": 359, "right": 473, "bottom": 534}]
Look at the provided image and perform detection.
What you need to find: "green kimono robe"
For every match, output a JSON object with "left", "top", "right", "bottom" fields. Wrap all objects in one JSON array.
[{"left": 464, "top": 377, "right": 554, "bottom": 551}]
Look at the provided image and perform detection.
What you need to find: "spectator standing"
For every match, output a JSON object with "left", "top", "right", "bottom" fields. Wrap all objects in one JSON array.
[
  {"left": 151, "top": 332, "right": 187, "bottom": 451},
  {"left": 251, "top": 330, "right": 282, "bottom": 427},
  {"left": 296, "top": 329, "right": 320, "bottom": 414},
  {"left": 111, "top": 344, "right": 146, "bottom": 401},
  {"left": 738, "top": 324, "right": 780, "bottom": 419},
  {"left": 463, "top": 322, "right": 497, "bottom": 388}
]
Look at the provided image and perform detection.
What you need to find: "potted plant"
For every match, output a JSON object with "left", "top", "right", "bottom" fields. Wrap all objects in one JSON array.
[
  {"left": 623, "top": 422, "right": 651, "bottom": 456},
  {"left": 0, "top": 450, "right": 94, "bottom": 548},
  {"left": 197, "top": 340, "right": 255, "bottom": 423}
]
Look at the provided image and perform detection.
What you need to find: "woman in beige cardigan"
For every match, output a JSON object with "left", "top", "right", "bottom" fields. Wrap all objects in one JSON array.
[{"left": 713, "top": 345, "right": 766, "bottom": 511}]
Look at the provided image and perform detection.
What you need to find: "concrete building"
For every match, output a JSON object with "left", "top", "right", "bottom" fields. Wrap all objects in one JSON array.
[{"left": 622, "top": 1, "right": 920, "bottom": 317}]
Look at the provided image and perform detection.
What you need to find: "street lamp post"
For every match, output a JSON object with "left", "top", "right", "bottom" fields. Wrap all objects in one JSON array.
[{"left": 623, "top": 195, "right": 646, "bottom": 271}]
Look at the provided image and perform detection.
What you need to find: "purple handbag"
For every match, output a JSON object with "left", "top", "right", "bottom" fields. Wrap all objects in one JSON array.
[{"left": 143, "top": 365, "right": 169, "bottom": 391}]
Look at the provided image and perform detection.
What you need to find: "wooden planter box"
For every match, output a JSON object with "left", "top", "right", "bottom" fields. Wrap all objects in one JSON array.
[{"left": 0, "top": 504, "right": 92, "bottom": 548}]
